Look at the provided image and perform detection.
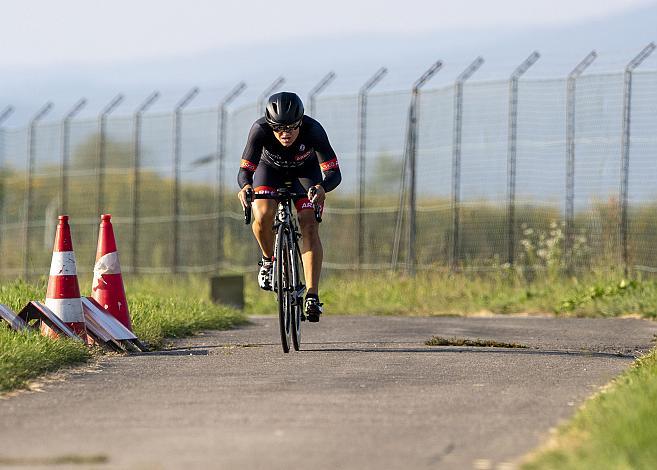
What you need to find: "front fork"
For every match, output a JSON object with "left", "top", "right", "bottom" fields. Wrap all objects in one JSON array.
[
  {"left": 288, "top": 230, "right": 306, "bottom": 307},
  {"left": 272, "top": 206, "right": 305, "bottom": 306}
]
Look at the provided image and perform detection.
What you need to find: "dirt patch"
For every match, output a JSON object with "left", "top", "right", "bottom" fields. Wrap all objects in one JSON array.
[
  {"left": 425, "top": 336, "right": 528, "bottom": 348},
  {"left": 0, "top": 454, "right": 108, "bottom": 466}
]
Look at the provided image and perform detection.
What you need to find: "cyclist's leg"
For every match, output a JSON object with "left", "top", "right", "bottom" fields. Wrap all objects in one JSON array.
[
  {"left": 296, "top": 206, "right": 322, "bottom": 295},
  {"left": 252, "top": 164, "right": 281, "bottom": 258},
  {"left": 294, "top": 163, "right": 323, "bottom": 297}
]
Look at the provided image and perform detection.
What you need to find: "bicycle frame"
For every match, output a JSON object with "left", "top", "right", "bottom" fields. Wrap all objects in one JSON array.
[
  {"left": 244, "top": 186, "right": 319, "bottom": 352},
  {"left": 271, "top": 195, "right": 303, "bottom": 302}
]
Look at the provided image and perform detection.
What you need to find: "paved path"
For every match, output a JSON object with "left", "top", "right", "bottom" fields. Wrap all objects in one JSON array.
[{"left": 1, "top": 315, "right": 656, "bottom": 470}]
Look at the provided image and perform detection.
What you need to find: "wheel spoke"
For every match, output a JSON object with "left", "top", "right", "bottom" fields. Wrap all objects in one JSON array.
[
  {"left": 276, "top": 226, "right": 291, "bottom": 353},
  {"left": 291, "top": 233, "right": 303, "bottom": 351}
]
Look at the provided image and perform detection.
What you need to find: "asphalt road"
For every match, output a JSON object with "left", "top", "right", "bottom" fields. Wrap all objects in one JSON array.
[{"left": 1, "top": 315, "right": 656, "bottom": 470}]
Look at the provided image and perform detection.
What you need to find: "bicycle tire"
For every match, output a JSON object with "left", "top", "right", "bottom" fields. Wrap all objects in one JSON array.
[
  {"left": 290, "top": 233, "right": 303, "bottom": 351},
  {"left": 275, "top": 224, "right": 292, "bottom": 353}
]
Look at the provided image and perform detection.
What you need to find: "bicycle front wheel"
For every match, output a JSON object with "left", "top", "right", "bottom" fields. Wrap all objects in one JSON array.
[
  {"left": 291, "top": 237, "right": 304, "bottom": 351},
  {"left": 275, "top": 224, "right": 292, "bottom": 353}
]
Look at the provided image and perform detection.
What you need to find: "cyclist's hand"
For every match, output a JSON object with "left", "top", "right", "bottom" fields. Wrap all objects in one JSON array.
[
  {"left": 238, "top": 185, "right": 253, "bottom": 209},
  {"left": 309, "top": 184, "right": 325, "bottom": 205}
]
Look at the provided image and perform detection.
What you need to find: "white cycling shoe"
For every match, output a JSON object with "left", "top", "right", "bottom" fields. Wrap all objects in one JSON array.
[
  {"left": 305, "top": 297, "right": 323, "bottom": 323},
  {"left": 258, "top": 258, "right": 273, "bottom": 291}
]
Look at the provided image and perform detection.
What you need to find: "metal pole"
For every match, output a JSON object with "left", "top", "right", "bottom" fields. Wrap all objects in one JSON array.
[
  {"left": 565, "top": 51, "right": 597, "bottom": 275},
  {"left": 60, "top": 99, "right": 87, "bottom": 215},
  {"left": 620, "top": 42, "right": 656, "bottom": 276},
  {"left": 357, "top": 67, "right": 387, "bottom": 269},
  {"left": 392, "top": 61, "right": 443, "bottom": 272},
  {"left": 0, "top": 106, "right": 14, "bottom": 276},
  {"left": 0, "top": 107, "right": 13, "bottom": 125},
  {"left": 450, "top": 57, "right": 484, "bottom": 271},
  {"left": 308, "top": 71, "right": 336, "bottom": 117},
  {"left": 257, "top": 77, "right": 285, "bottom": 116},
  {"left": 0, "top": 107, "right": 12, "bottom": 170},
  {"left": 407, "top": 61, "right": 443, "bottom": 275},
  {"left": 216, "top": 82, "right": 246, "bottom": 271},
  {"left": 172, "top": 87, "right": 200, "bottom": 273},
  {"left": 391, "top": 109, "right": 412, "bottom": 272},
  {"left": 97, "top": 94, "right": 124, "bottom": 217},
  {"left": 507, "top": 51, "right": 540, "bottom": 267},
  {"left": 131, "top": 91, "right": 159, "bottom": 274},
  {"left": 24, "top": 102, "right": 53, "bottom": 279}
]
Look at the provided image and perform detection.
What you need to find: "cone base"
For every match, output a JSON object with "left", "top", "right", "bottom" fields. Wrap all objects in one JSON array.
[{"left": 40, "top": 322, "right": 87, "bottom": 342}]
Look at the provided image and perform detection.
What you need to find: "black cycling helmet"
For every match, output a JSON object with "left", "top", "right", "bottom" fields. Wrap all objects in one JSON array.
[{"left": 265, "top": 92, "right": 304, "bottom": 127}]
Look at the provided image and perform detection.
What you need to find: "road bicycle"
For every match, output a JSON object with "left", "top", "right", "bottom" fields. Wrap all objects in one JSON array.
[{"left": 244, "top": 184, "right": 321, "bottom": 353}]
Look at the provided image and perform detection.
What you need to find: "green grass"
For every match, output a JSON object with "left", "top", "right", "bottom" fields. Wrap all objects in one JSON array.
[
  {"left": 122, "top": 274, "right": 247, "bottom": 349},
  {"left": 245, "top": 269, "right": 657, "bottom": 319},
  {"left": 129, "top": 294, "right": 246, "bottom": 349},
  {"left": 0, "top": 279, "right": 91, "bottom": 392},
  {"left": 522, "top": 347, "right": 657, "bottom": 469},
  {"left": 0, "top": 328, "right": 91, "bottom": 392},
  {"left": 557, "top": 278, "right": 657, "bottom": 318},
  {"left": 0, "top": 277, "right": 246, "bottom": 393},
  {"left": 0, "top": 279, "right": 47, "bottom": 313}
]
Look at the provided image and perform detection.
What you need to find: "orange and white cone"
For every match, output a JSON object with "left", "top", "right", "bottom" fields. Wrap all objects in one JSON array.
[
  {"left": 43, "top": 215, "right": 87, "bottom": 340},
  {"left": 92, "top": 214, "right": 132, "bottom": 331}
]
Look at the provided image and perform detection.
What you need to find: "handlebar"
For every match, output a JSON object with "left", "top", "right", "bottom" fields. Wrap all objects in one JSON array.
[{"left": 243, "top": 187, "right": 322, "bottom": 224}]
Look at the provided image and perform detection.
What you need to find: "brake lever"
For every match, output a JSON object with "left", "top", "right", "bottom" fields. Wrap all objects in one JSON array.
[
  {"left": 244, "top": 189, "right": 253, "bottom": 225},
  {"left": 308, "top": 187, "right": 322, "bottom": 223}
]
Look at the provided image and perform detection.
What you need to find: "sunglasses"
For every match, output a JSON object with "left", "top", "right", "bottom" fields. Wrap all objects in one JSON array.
[{"left": 271, "top": 121, "right": 301, "bottom": 133}]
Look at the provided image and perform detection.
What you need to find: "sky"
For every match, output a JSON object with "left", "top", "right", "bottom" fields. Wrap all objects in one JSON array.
[
  {"left": 0, "top": 0, "right": 655, "bottom": 123},
  {"left": 2, "top": 0, "right": 655, "bottom": 67}
]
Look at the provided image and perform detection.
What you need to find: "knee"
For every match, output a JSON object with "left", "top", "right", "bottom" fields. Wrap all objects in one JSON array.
[
  {"left": 253, "top": 202, "right": 275, "bottom": 226},
  {"left": 299, "top": 214, "right": 319, "bottom": 239}
]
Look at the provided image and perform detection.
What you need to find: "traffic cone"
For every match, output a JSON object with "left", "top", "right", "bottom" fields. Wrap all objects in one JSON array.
[
  {"left": 92, "top": 214, "right": 132, "bottom": 331},
  {"left": 42, "top": 215, "right": 87, "bottom": 341}
]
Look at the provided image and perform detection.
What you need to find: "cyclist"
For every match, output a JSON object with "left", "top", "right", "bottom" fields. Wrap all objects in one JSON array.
[{"left": 237, "top": 92, "right": 341, "bottom": 323}]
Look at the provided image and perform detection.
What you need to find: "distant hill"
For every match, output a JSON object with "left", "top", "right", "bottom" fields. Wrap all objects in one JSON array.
[{"left": 0, "top": 2, "right": 655, "bottom": 123}]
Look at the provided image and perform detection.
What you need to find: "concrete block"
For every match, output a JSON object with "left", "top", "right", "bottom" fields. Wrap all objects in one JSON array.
[{"left": 210, "top": 275, "right": 244, "bottom": 309}]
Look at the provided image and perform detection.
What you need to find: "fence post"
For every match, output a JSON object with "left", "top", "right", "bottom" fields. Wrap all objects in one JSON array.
[
  {"left": 0, "top": 106, "right": 14, "bottom": 276},
  {"left": 97, "top": 94, "right": 124, "bottom": 218},
  {"left": 357, "top": 67, "right": 387, "bottom": 269},
  {"left": 257, "top": 77, "right": 285, "bottom": 116},
  {"left": 308, "top": 72, "right": 336, "bottom": 118},
  {"left": 620, "top": 42, "right": 655, "bottom": 277},
  {"left": 24, "top": 102, "right": 53, "bottom": 279},
  {"left": 172, "top": 87, "right": 199, "bottom": 273},
  {"left": 216, "top": 82, "right": 246, "bottom": 271},
  {"left": 0, "top": 107, "right": 12, "bottom": 125},
  {"left": 507, "top": 51, "right": 540, "bottom": 268},
  {"left": 450, "top": 57, "right": 484, "bottom": 271},
  {"left": 565, "top": 51, "right": 597, "bottom": 274},
  {"left": 391, "top": 109, "right": 412, "bottom": 272},
  {"left": 392, "top": 61, "right": 443, "bottom": 273},
  {"left": 61, "top": 99, "right": 87, "bottom": 215},
  {"left": 408, "top": 62, "right": 443, "bottom": 275},
  {"left": 131, "top": 91, "right": 159, "bottom": 274}
]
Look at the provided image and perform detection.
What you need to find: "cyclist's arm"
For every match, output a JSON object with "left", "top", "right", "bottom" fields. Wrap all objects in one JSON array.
[
  {"left": 313, "top": 125, "right": 342, "bottom": 192},
  {"left": 237, "top": 123, "right": 265, "bottom": 189}
]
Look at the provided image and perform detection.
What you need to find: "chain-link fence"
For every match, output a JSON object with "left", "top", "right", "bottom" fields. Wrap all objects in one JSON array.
[{"left": 0, "top": 44, "right": 656, "bottom": 278}]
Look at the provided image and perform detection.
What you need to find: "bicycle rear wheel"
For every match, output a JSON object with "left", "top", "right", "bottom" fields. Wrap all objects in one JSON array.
[{"left": 275, "top": 225, "right": 292, "bottom": 353}]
